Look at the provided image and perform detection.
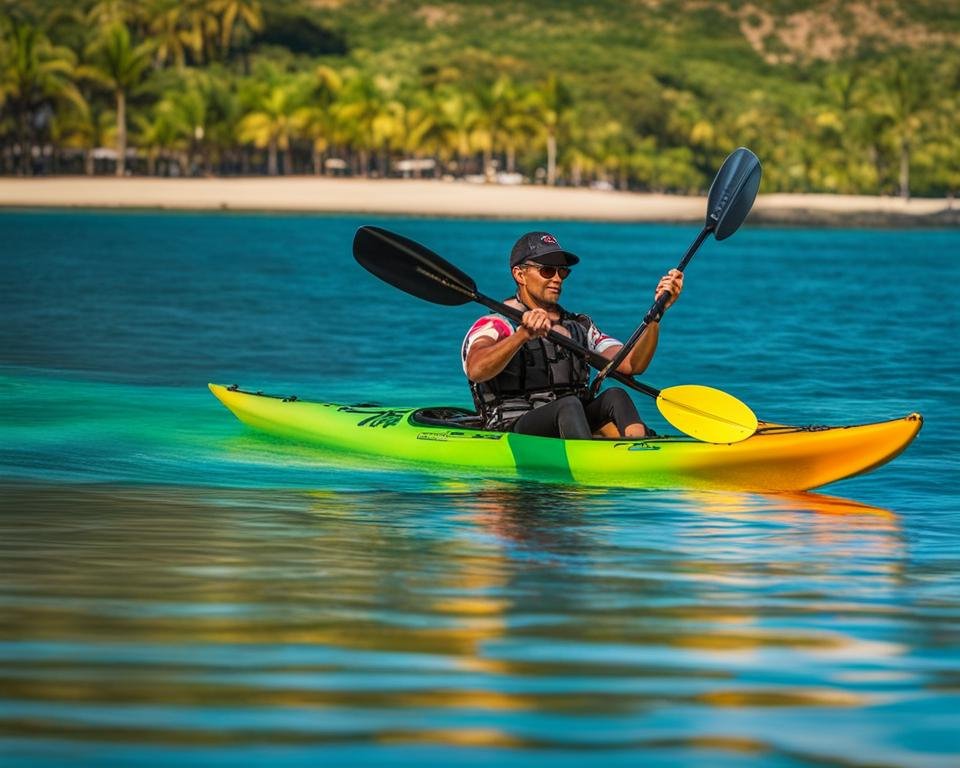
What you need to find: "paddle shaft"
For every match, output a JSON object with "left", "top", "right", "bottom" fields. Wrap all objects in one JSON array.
[
  {"left": 589, "top": 225, "right": 712, "bottom": 397},
  {"left": 588, "top": 147, "right": 761, "bottom": 398}
]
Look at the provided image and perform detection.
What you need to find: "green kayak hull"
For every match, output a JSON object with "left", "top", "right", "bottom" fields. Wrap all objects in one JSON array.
[{"left": 209, "top": 384, "right": 922, "bottom": 492}]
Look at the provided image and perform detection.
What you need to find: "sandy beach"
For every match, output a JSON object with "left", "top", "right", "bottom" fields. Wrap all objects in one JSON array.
[{"left": 0, "top": 177, "right": 955, "bottom": 226}]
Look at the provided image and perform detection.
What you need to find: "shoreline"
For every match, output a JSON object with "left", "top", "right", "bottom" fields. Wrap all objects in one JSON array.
[{"left": 0, "top": 177, "right": 956, "bottom": 227}]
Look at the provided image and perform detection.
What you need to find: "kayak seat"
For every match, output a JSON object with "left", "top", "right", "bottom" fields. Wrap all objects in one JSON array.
[{"left": 411, "top": 407, "right": 484, "bottom": 429}]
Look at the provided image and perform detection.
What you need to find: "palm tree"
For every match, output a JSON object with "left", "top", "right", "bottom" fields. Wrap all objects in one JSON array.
[
  {"left": 146, "top": 1, "right": 194, "bottom": 68},
  {"left": 808, "top": 68, "right": 870, "bottom": 192},
  {"left": 925, "top": 59, "right": 960, "bottom": 202},
  {"left": 199, "top": 66, "right": 241, "bottom": 174},
  {"left": 170, "top": 83, "right": 208, "bottom": 173},
  {"left": 662, "top": 87, "right": 728, "bottom": 173},
  {"left": 532, "top": 75, "right": 573, "bottom": 185},
  {"left": 471, "top": 78, "right": 506, "bottom": 179},
  {"left": 432, "top": 86, "right": 482, "bottom": 175},
  {"left": 238, "top": 67, "right": 309, "bottom": 175},
  {"left": 870, "top": 52, "right": 937, "bottom": 200},
  {"left": 652, "top": 146, "right": 701, "bottom": 194},
  {"left": 565, "top": 120, "right": 599, "bottom": 188},
  {"left": 81, "top": 22, "right": 154, "bottom": 176},
  {"left": 495, "top": 81, "right": 540, "bottom": 176},
  {"left": 0, "top": 20, "right": 83, "bottom": 174},
  {"left": 86, "top": 0, "right": 138, "bottom": 26},
  {"left": 334, "top": 70, "right": 395, "bottom": 176},
  {"left": 209, "top": 0, "right": 263, "bottom": 59},
  {"left": 592, "top": 119, "right": 632, "bottom": 190},
  {"left": 50, "top": 91, "right": 109, "bottom": 176},
  {"left": 385, "top": 95, "right": 435, "bottom": 177},
  {"left": 134, "top": 101, "right": 185, "bottom": 175},
  {"left": 291, "top": 64, "right": 342, "bottom": 174},
  {"left": 184, "top": 0, "right": 219, "bottom": 65},
  {"left": 627, "top": 136, "right": 658, "bottom": 191},
  {"left": 730, "top": 92, "right": 795, "bottom": 191}
]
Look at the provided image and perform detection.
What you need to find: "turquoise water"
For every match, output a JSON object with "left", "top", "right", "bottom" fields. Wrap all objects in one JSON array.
[{"left": 1, "top": 210, "right": 958, "bottom": 766}]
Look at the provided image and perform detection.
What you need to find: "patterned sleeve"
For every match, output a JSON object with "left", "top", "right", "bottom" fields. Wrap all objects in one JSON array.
[
  {"left": 586, "top": 319, "right": 621, "bottom": 355},
  {"left": 461, "top": 315, "right": 515, "bottom": 374}
]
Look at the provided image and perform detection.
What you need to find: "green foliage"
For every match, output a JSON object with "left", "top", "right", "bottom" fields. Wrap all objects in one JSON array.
[
  {"left": 0, "top": 0, "right": 957, "bottom": 196},
  {"left": 253, "top": 1, "right": 346, "bottom": 57}
]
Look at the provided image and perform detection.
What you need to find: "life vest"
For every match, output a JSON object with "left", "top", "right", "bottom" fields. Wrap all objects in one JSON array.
[{"left": 471, "top": 299, "right": 593, "bottom": 430}]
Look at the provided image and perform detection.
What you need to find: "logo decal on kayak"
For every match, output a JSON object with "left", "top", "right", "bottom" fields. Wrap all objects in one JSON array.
[
  {"left": 417, "top": 431, "right": 504, "bottom": 441},
  {"left": 417, "top": 432, "right": 448, "bottom": 441},
  {"left": 336, "top": 405, "right": 405, "bottom": 428},
  {"left": 614, "top": 441, "right": 661, "bottom": 452}
]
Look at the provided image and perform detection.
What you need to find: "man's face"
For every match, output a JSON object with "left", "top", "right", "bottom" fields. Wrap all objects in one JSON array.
[{"left": 515, "top": 262, "right": 571, "bottom": 305}]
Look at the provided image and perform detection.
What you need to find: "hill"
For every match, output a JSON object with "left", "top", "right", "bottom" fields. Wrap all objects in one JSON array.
[{"left": 1, "top": 0, "right": 957, "bottom": 197}]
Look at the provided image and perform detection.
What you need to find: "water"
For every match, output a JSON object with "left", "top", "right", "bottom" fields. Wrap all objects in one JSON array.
[{"left": 1, "top": 210, "right": 958, "bottom": 767}]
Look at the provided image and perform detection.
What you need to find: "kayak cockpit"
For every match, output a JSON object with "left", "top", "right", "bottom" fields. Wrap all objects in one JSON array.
[{"left": 411, "top": 407, "right": 484, "bottom": 429}]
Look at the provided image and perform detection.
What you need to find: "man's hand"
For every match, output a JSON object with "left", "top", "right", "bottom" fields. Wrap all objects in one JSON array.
[
  {"left": 520, "top": 308, "right": 552, "bottom": 339},
  {"left": 656, "top": 269, "right": 684, "bottom": 311}
]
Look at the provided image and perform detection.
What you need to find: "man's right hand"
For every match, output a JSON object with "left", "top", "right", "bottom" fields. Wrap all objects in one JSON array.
[{"left": 520, "top": 308, "right": 552, "bottom": 339}]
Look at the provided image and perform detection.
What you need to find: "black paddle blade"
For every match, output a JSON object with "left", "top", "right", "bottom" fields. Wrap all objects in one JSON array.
[
  {"left": 353, "top": 226, "right": 478, "bottom": 306},
  {"left": 706, "top": 147, "right": 762, "bottom": 241}
]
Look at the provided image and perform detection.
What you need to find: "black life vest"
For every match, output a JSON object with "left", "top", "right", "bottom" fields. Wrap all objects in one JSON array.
[{"left": 471, "top": 299, "right": 593, "bottom": 430}]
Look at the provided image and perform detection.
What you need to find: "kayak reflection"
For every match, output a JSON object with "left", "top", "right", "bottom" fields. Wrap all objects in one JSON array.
[{"left": 2, "top": 481, "right": 935, "bottom": 762}]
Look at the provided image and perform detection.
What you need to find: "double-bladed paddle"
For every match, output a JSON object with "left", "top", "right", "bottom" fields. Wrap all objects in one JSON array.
[
  {"left": 353, "top": 225, "right": 758, "bottom": 443},
  {"left": 589, "top": 147, "right": 762, "bottom": 398}
]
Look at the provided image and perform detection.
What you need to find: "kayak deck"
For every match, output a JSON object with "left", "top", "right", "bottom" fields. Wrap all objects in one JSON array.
[{"left": 208, "top": 384, "right": 922, "bottom": 492}]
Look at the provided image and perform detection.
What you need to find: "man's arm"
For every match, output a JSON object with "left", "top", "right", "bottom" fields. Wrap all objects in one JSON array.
[
  {"left": 465, "top": 309, "right": 551, "bottom": 383},
  {"left": 602, "top": 322, "right": 660, "bottom": 375}
]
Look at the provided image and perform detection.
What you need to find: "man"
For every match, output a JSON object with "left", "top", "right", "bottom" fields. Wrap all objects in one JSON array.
[{"left": 462, "top": 231, "right": 683, "bottom": 439}]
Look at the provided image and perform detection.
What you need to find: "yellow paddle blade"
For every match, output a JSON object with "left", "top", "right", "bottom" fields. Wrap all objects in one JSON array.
[{"left": 656, "top": 384, "right": 758, "bottom": 443}]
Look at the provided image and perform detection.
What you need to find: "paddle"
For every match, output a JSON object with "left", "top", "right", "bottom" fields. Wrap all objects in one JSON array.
[
  {"left": 353, "top": 225, "right": 757, "bottom": 443},
  {"left": 588, "top": 147, "right": 762, "bottom": 398}
]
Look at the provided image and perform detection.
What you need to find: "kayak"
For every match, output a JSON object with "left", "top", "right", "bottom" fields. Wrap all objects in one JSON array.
[{"left": 208, "top": 383, "right": 922, "bottom": 492}]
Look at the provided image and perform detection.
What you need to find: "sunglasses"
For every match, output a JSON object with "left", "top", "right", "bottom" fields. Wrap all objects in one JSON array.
[{"left": 520, "top": 263, "right": 571, "bottom": 280}]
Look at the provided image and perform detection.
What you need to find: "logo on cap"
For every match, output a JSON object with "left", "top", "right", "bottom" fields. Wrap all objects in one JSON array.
[{"left": 540, "top": 234, "right": 558, "bottom": 246}]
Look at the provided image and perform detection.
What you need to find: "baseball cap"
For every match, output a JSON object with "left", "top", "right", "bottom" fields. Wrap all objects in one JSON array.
[{"left": 509, "top": 231, "right": 580, "bottom": 269}]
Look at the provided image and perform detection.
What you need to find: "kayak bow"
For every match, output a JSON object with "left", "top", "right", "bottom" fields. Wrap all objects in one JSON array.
[{"left": 209, "top": 384, "right": 922, "bottom": 492}]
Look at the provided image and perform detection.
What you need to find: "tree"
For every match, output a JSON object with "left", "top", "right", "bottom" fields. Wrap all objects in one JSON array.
[
  {"left": 86, "top": 0, "right": 139, "bottom": 27},
  {"left": 532, "top": 75, "right": 573, "bottom": 185},
  {"left": 0, "top": 20, "right": 83, "bottom": 174},
  {"left": 911, "top": 57, "right": 960, "bottom": 201},
  {"left": 210, "top": 0, "right": 263, "bottom": 59},
  {"left": 808, "top": 68, "right": 874, "bottom": 193},
  {"left": 291, "top": 64, "right": 343, "bottom": 174},
  {"left": 333, "top": 70, "right": 395, "bottom": 176},
  {"left": 81, "top": 22, "right": 154, "bottom": 176},
  {"left": 495, "top": 81, "right": 540, "bottom": 176},
  {"left": 871, "top": 53, "right": 938, "bottom": 200},
  {"left": 134, "top": 99, "right": 184, "bottom": 175},
  {"left": 467, "top": 75, "right": 538, "bottom": 180},
  {"left": 593, "top": 119, "right": 632, "bottom": 190},
  {"left": 432, "top": 85, "right": 482, "bottom": 175},
  {"left": 50, "top": 86, "right": 112, "bottom": 176},
  {"left": 384, "top": 94, "right": 435, "bottom": 176},
  {"left": 237, "top": 64, "right": 308, "bottom": 175},
  {"left": 184, "top": 0, "right": 219, "bottom": 65},
  {"left": 147, "top": 1, "right": 195, "bottom": 68}
]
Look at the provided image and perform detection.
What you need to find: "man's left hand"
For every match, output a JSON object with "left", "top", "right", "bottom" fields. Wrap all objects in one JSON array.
[{"left": 655, "top": 269, "right": 684, "bottom": 311}]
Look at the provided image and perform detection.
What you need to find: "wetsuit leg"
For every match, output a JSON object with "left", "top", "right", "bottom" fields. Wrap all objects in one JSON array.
[
  {"left": 510, "top": 395, "right": 592, "bottom": 439},
  {"left": 584, "top": 388, "right": 648, "bottom": 436}
]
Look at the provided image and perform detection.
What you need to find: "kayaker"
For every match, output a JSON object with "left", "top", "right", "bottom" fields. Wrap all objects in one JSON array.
[{"left": 462, "top": 231, "right": 683, "bottom": 439}]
